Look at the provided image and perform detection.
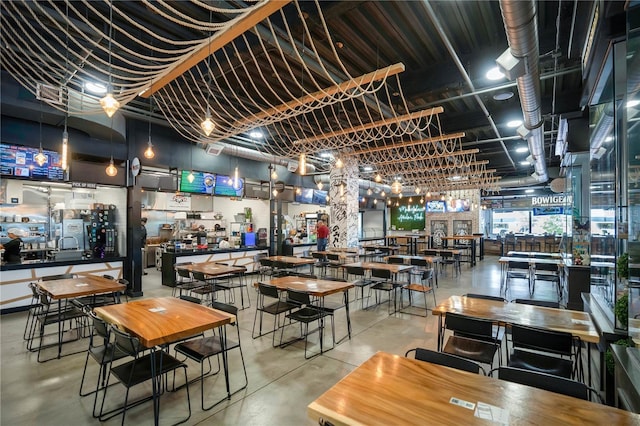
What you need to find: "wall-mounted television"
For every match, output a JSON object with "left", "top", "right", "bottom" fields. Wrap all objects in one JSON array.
[
  {"left": 1, "top": 144, "right": 65, "bottom": 181},
  {"left": 295, "top": 188, "right": 314, "bottom": 204},
  {"left": 312, "top": 189, "right": 328, "bottom": 205},
  {"left": 214, "top": 174, "right": 244, "bottom": 197},
  {"left": 179, "top": 170, "right": 215, "bottom": 194},
  {"left": 426, "top": 200, "right": 446, "bottom": 213},
  {"left": 447, "top": 199, "right": 471, "bottom": 212}
]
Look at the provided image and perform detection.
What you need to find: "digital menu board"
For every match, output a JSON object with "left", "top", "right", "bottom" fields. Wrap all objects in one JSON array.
[
  {"left": 214, "top": 174, "right": 244, "bottom": 197},
  {"left": 179, "top": 170, "right": 215, "bottom": 194},
  {"left": 1, "top": 144, "right": 65, "bottom": 181}
]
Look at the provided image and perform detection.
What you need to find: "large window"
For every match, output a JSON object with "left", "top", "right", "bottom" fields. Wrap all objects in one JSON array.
[
  {"left": 491, "top": 210, "right": 571, "bottom": 236},
  {"left": 491, "top": 210, "right": 530, "bottom": 235}
]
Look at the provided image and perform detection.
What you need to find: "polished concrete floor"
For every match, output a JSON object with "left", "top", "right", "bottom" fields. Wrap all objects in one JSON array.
[{"left": 1, "top": 255, "right": 560, "bottom": 425}]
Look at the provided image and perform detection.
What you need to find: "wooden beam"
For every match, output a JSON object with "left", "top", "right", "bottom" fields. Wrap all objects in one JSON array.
[
  {"left": 233, "top": 62, "right": 406, "bottom": 126},
  {"left": 293, "top": 107, "right": 444, "bottom": 145},
  {"left": 349, "top": 132, "right": 465, "bottom": 155},
  {"left": 141, "top": 1, "right": 291, "bottom": 98},
  {"left": 365, "top": 148, "right": 479, "bottom": 165}
]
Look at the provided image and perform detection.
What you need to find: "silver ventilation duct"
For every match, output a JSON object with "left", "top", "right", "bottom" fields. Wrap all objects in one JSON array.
[
  {"left": 313, "top": 175, "right": 391, "bottom": 194},
  {"left": 498, "top": 0, "right": 548, "bottom": 185},
  {"left": 205, "top": 142, "right": 316, "bottom": 173}
]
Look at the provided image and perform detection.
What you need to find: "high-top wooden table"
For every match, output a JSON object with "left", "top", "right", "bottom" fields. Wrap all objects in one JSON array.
[
  {"left": 384, "top": 254, "right": 442, "bottom": 286},
  {"left": 95, "top": 297, "right": 235, "bottom": 425},
  {"left": 267, "top": 255, "right": 316, "bottom": 274},
  {"left": 175, "top": 262, "right": 249, "bottom": 308},
  {"left": 37, "top": 275, "right": 126, "bottom": 360},
  {"left": 307, "top": 351, "right": 640, "bottom": 426},
  {"left": 257, "top": 276, "right": 355, "bottom": 351},
  {"left": 342, "top": 261, "right": 414, "bottom": 275},
  {"left": 498, "top": 256, "right": 564, "bottom": 291},
  {"left": 441, "top": 235, "right": 482, "bottom": 266}
]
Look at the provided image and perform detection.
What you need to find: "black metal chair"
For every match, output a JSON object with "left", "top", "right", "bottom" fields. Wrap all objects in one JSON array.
[
  {"left": 257, "top": 257, "right": 274, "bottom": 281},
  {"left": 409, "top": 257, "right": 436, "bottom": 288},
  {"left": 212, "top": 263, "right": 250, "bottom": 309},
  {"left": 252, "top": 283, "right": 297, "bottom": 345},
  {"left": 78, "top": 307, "right": 130, "bottom": 418},
  {"left": 505, "top": 260, "right": 531, "bottom": 293},
  {"left": 442, "top": 313, "right": 502, "bottom": 369},
  {"left": 507, "top": 324, "right": 581, "bottom": 381},
  {"left": 173, "top": 262, "right": 202, "bottom": 297},
  {"left": 280, "top": 288, "right": 332, "bottom": 359},
  {"left": 345, "top": 265, "right": 371, "bottom": 308},
  {"left": 325, "top": 253, "right": 343, "bottom": 278},
  {"left": 490, "top": 367, "right": 600, "bottom": 401},
  {"left": 514, "top": 298, "right": 560, "bottom": 309},
  {"left": 173, "top": 301, "right": 248, "bottom": 411},
  {"left": 367, "top": 268, "right": 402, "bottom": 314},
  {"left": 532, "top": 263, "right": 562, "bottom": 301},
  {"left": 99, "top": 326, "right": 191, "bottom": 425},
  {"left": 405, "top": 348, "right": 486, "bottom": 375},
  {"left": 464, "top": 293, "right": 506, "bottom": 302},
  {"left": 311, "top": 252, "right": 328, "bottom": 277}
]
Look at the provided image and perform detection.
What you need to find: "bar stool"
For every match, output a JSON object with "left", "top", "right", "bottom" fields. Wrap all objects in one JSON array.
[{"left": 525, "top": 235, "right": 541, "bottom": 252}]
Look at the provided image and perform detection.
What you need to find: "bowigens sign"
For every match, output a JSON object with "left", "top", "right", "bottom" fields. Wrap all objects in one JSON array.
[{"left": 530, "top": 194, "right": 572, "bottom": 207}]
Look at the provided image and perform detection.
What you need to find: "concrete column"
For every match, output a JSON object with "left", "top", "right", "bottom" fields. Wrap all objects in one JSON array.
[{"left": 329, "top": 157, "right": 359, "bottom": 248}]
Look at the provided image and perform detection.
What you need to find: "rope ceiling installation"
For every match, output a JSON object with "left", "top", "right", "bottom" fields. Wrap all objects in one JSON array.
[{"left": 1, "top": 0, "right": 499, "bottom": 194}]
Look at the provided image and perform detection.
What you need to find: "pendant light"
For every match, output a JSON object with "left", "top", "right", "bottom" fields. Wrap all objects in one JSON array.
[
  {"left": 391, "top": 179, "right": 402, "bottom": 194},
  {"left": 61, "top": 116, "right": 69, "bottom": 170},
  {"left": 233, "top": 165, "right": 240, "bottom": 189},
  {"left": 34, "top": 107, "right": 47, "bottom": 167},
  {"left": 100, "top": 3, "right": 120, "bottom": 117},
  {"left": 144, "top": 96, "right": 155, "bottom": 159},
  {"left": 317, "top": 181, "right": 323, "bottom": 190},
  {"left": 299, "top": 153, "right": 306, "bottom": 175},
  {"left": 270, "top": 164, "right": 278, "bottom": 180},
  {"left": 374, "top": 173, "right": 382, "bottom": 182},
  {"left": 105, "top": 118, "right": 117, "bottom": 177},
  {"left": 186, "top": 144, "right": 194, "bottom": 183},
  {"left": 201, "top": 12, "right": 215, "bottom": 136},
  {"left": 61, "top": 3, "right": 69, "bottom": 171},
  {"left": 335, "top": 157, "right": 343, "bottom": 168}
]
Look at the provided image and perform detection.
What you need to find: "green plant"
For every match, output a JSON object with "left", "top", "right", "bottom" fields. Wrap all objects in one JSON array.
[
  {"left": 617, "top": 252, "right": 629, "bottom": 280},
  {"left": 605, "top": 339, "right": 630, "bottom": 375},
  {"left": 615, "top": 292, "right": 629, "bottom": 328}
]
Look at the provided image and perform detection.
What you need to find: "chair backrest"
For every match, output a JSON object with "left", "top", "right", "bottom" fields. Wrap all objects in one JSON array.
[
  {"left": 175, "top": 262, "right": 194, "bottom": 266},
  {"left": 510, "top": 253, "right": 529, "bottom": 258},
  {"left": 88, "top": 310, "right": 110, "bottom": 340},
  {"left": 510, "top": 324, "right": 574, "bottom": 356},
  {"left": 286, "top": 288, "right": 311, "bottom": 306},
  {"left": 508, "top": 260, "right": 530, "bottom": 270},
  {"left": 327, "top": 253, "right": 340, "bottom": 261},
  {"left": 345, "top": 266, "right": 365, "bottom": 277},
  {"left": 41, "top": 273, "right": 75, "bottom": 281},
  {"left": 102, "top": 274, "right": 115, "bottom": 280},
  {"left": 258, "top": 282, "right": 280, "bottom": 299},
  {"left": 260, "top": 258, "right": 274, "bottom": 267},
  {"left": 410, "top": 258, "right": 428, "bottom": 267},
  {"left": 192, "top": 271, "right": 208, "bottom": 282},
  {"left": 514, "top": 298, "right": 560, "bottom": 309},
  {"left": 421, "top": 269, "right": 434, "bottom": 281},
  {"left": 445, "top": 312, "right": 496, "bottom": 340},
  {"left": 111, "top": 326, "right": 141, "bottom": 357},
  {"left": 406, "top": 348, "right": 485, "bottom": 375},
  {"left": 534, "top": 263, "right": 558, "bottom": 273},
  {"left": 465, "top": 293, "right": 506, "bottom": 302},
  {"left": 424, "top": 250, "right": 438, "bottom": 256},
  {"left": 371, "top": 268, "right": 392, "bottom": 280},
  {"left": 28, "top": 282, "right": 39, "bottom": 297},
  {"left": 494, "top": 367, "right": 588, "bottom": 400},
  {"left": 387, "top": 256, "right": 404, "bottom": 264},
  {"left": 177, "top": 268, "right": 192, "bottom": 279},
  {"left": 311, "top": 252, "right": 325, "bottom": 259},
  {"left": 210, "top": 300, "right": 238, "bottom": 316},
  {"left": 179, "top": 295, "right": 202, "bottom": 304}
]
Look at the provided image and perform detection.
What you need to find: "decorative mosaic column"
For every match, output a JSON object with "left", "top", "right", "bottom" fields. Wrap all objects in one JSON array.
[{"left": 329, "top": 157, "right": 359, "bottom": 248}]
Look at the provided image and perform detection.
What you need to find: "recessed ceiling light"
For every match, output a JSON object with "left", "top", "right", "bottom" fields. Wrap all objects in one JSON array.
[
  {"left": 507, "top": 119, "right": 523, "bottom": 128},
  {"left": 520, "top": 160, "right": 531, "bottom": 166},
  {"left": 249, "top": 130, "right": 263, "bottom": 139},
  {"left": 515, "top": 147, "right": 528, "bottom": 153},
  {"left": 627, "top": 100, "right": 640, "bottom": 108},
  {"left": 320, "top": 152, "right": 332, "bottom": 158},
  {"left": 604, "top": 136, "right": 614, "bottom": 143},
  {"left": 85, "top": 82, "right": 107, "bottom": 95},
  {"left": 525, "top": 189, "right": 534, "bottom": 193},
  {"left": 493, "top": 91, "right": 514, "bottom": 101},
  {"left": 486, "top": 66, "right": 505, "bottom": 81}
]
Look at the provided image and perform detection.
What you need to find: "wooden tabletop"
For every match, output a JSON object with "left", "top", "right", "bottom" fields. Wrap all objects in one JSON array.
[
  {"left": 258, "top": 276, "right": 354, "bottom": 297},
  {"left": 176, "top": 262, "right": 246, "bottom": 276},
  {"left": 498, "top": 256, "right": 563, "bottom": 265},
  {"left": 327, "top": 247, "right": 359, "bottom": 253},
  {"left": 308, "top": 351, "right": 640, "bottom": 425},
  {"left": 315, "top": 251, "right": 358, "bottom": 259},
  {"left": 432, "top": 295, "right": 599, "bottom": 344},
  {"left": 37, "top": 275, "right": 126, "bottom": 300},
  {"left": 94, "top": 297, "right": 235, "bottom": 348},
  {"left": 342, "top": 262, "right": 414, "bottom": 273},
  {"left": 441, "top": 235, "right": 482, "bottom": 240},
  {"left": 361, "top": 245, "right": 400, "bottom": 250},
  {"left": 267, "top": 256, "right": 316, "bottom": 266},
  {"left": 507, "top": 251, "right": 563, "bottom": 258},
  {"left": 422, "top": 248, "right": 462, "bottom": 255}
]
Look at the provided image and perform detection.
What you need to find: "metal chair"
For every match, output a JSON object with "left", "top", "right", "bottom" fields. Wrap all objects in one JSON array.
[
  {"left": 505, "top": 260, "right": 531, "bottom": 293},
  {"left": 532, "top": 263, "right": 561, "bottom": 301},
  {"left": 279, "top": 288, "right": 332, "bottom": 359},
  {"left": 345, "top": 265, "right": 371, "bottom": 308},
  {"left": 173, "top": 262, "right": 202, "bottom": 297},
  {"left": 405, "top": 348, "right": 486, "bottom": 375},
  {"left": 514, "top": 298, "right": 560, "bottom": 309},
  {"left": 311, "top": 252, "right": 328, "bottom": 277},
  {"left": 252, "top": 283, "right": 297, "bottom": 345},
  {"left": 367, "top": 268, "right": 402, "bottom": 314},
  {"left": 325, "top": 253, "right": 343, "bottom": 278},
  {"left": 400, "top": 269, "right": 436, "bottom": 317},
  {"left": 442, "top": 313, "right": 502, "bottom": 369},
  {"left": 173, "top": 301, "right": 248, "bottom": 410}
]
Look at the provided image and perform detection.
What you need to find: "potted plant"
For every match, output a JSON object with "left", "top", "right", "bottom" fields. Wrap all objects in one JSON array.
[
  {"left": 617, "top": 252, "right": 629, "bottom": 283},
  {"left": 605, "top": 338, "right": 630, "bottom": 375},
  {"left": 615, "top": 292, "right": 629, "bottom": 329}
]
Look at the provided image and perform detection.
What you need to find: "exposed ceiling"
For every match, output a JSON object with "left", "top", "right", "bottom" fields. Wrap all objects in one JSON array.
[{"left": 0, "top": 0, "right": 593, "bottom": 193}]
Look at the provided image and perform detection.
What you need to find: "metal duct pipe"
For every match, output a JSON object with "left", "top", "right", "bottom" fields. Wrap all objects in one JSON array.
[
  {"left": 207, "top": 142, "right": 316, "bottom": 173},
  {"left": 499, "top": 0, "right": 548, "bottom": 183},
  {"left": 313, "top": 175, "right": 392, "bottom": 194}
]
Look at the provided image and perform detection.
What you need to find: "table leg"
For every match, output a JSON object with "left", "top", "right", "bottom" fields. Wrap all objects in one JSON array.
[
  {"left": 344, "top": 290, "right": 352, "bottom": 339},
  {"left": 57, "top": 299, "right": 62, "bottom": 359},
  {"left": 437, "top": 314, "right": 443, "bottom": 351},
  {"left": 221, "top": 326, "right": 231, "bottom": 398},
  {"left": 151, "top": 347, "right": 160, "bottom": 426}
]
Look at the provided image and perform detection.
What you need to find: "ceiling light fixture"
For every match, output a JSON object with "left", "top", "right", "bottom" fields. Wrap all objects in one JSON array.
[
  {"left": 380, "top": 191, "right": 386, "bottom": 197},
  {"left": 249, "top": 130, "right": 263, "bottom": 139},
  {"left": 486, "top": 66, "right": 505, "bottom": 81},
  {"left": 34, "top": 102, "right": 47, "bottom": 167},
  {"left": 627, "top": 99, "right": 640, "bottom": 108},
  {"left": 61, "top": 121, "right": 68, "bottom": 170},
  {"left": 270, "top": 165, "right": 278, "bottom": 180},
  {"left": 299, "top": 153, "right": 306, "bottom": 175},
  {"left": 373, "top": 199, "right": 377, "bottom": 205},
  {"left": 100, "top": 4, "right": 120, "bottom": 118},
  {"left": 317, "top": 181, "right": 323, "bottom": 190},
  {"left": 507, "top": 119, "right": 523, "bottom": 128},
  {"left": 515, "top": 146, "right": 528, "bottom": 153},
  {"left": 201, "top": 13, "right": 215, "bottom": 136},
  {"left": 367, "top": 188, "right": 373, "bottom": 196},
  {"left": 391, "top": 180, "right": 402, "bottom": 194},
  {"left": 144, "top": 96, "right": 155, "bottom": 159},
  {"left": 335, "top": 157, "right": 343, "bottom": 168},
  {"left": 374, "top": 173, "right": 382, "bottom": 182}
]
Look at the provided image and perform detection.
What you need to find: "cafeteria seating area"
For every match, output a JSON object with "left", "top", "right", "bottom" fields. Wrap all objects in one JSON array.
[{"left": 1, "top": 253, "right": 606, "bottom": 425}]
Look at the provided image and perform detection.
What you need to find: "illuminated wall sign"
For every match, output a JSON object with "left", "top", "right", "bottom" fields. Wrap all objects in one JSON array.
[{"left": 530, "top": 194, "right": 572, "bottom": 207}]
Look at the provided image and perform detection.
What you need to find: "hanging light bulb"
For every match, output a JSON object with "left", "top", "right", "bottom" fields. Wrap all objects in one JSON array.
[
  {"left": 270, "top": 165, "right": 278, "bottom": 180},
  {"left": 61, "top": 128, "right": 68, "bottom": 170},
  {"left": 233, "top": 166, "right": 240, "bottom": 189},
  {"left": 144, "top": 140, "right": 155, "bottom": 159},
  {"left": 395, "top": 201, "right": 400, "bottom": 207},
  {"left": 415, "top": 187, "right": 421, "bottom": 194},
  {"left": 420, "top": 198, "right": 424, "bottom": 204},
  {"left": 373, "top": 198, "right": 378, "bottom": 205},
  {"left": 387, "top": 199, "right": 392, "bottom": 205},
  {"left": 427, "top": 191, "right": 431, "bottom": 197},
  {"left": 367, "top": 188, "right": 373, "bottom": 196},
  {"left": 105, "top": 157, "right": 118, "bottom": 177},
  {"left": 441, "top": 195, "right": 445, "bottom": 201},
  {"left": 100, "top": 93, "right": 120, "bottom": 118},
  {"left": 299, "top": 153, "right": 306, "bottom": 175},
  {"left": 335, "top": 157, "right": 343, "bottom": 168},
  {"left": 272, "top": 188, "right": 278, "bottom": 197},
  {"left": 200, "top": 108, "right": 215, "bottom": 136},
  {"left": 409, "top": 197, "right": 413, "bottom": 203},
  {"left": 391, "top": 180, "right": 402, "bottom": 194},
  {"left": 187, "top": 171, "right": 195, "bottom": 183},
  {"left": 399, "top": 193, "right": 403, "bottom": 199},
  {"left": 381, "top": 191, "right": 386, "bottom": 197},
  {"left": 34, "top": 148, "right": 47, "bottom": 167},
  {"left": 317, "top": 181, "right": 323, "bottom": 190},
  {"left": 374, "top": 173, "right": 382, "bottom": 183},
  {"left": 362, "top": 197, "right": 366, "bottom": 202},
  {"left": 296, "top": 187, "right": 302, "bottom": 195}
]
